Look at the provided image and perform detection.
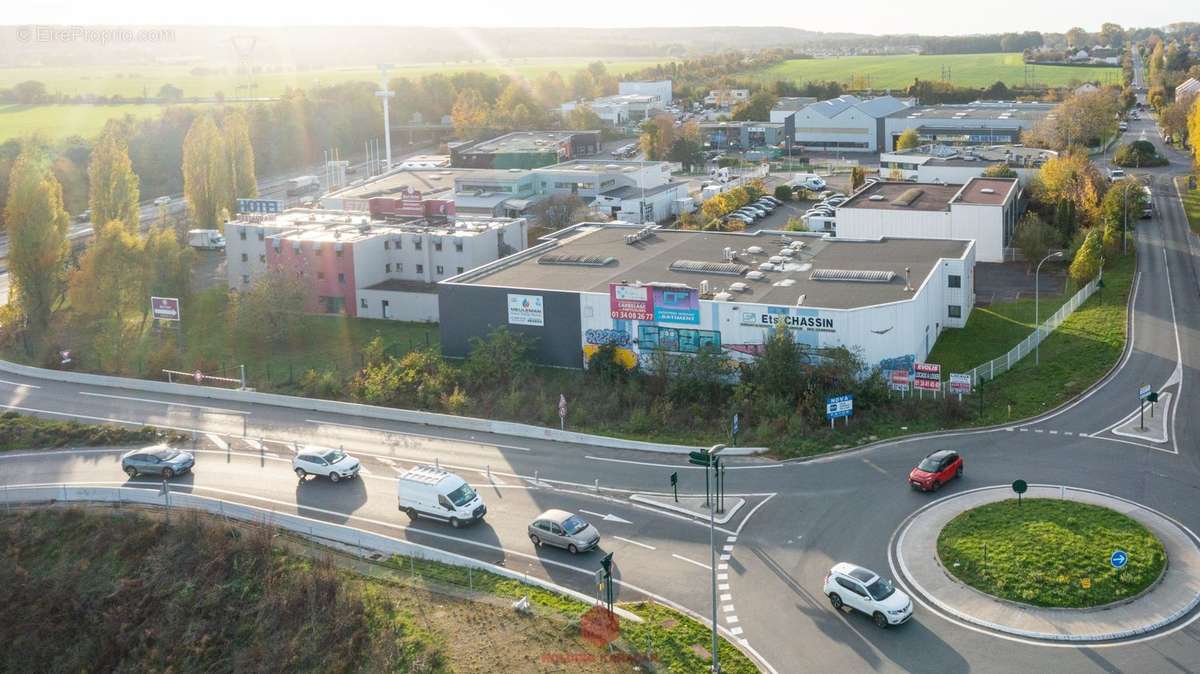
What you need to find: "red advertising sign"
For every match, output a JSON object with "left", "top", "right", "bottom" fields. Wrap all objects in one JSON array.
[
  {"left": 609, "top": 283, "right": 654, "bottom": 321},
  {"left": 889, "top": 370, "right": 910, "bottom": 391},
  {"left": 913, "top": 362, "right": 942, "bottom": 390},
  {"left": 151, "top": 296, "right": 181, "bottom": 321}
]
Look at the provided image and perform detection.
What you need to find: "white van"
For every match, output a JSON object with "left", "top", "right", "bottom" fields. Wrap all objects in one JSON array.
[
  {"left": 397, "top": 465, "right": 487, "bottom": 528},
  {"left": 791, "top": 173, "right": 827, "bottom": 192}
]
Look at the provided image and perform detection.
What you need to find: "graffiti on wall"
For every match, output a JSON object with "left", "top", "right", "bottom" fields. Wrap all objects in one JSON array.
[
  {"left": 879, "top": 354, "right": 916, "bottom": 372},
  {"left": 585, "top": 328, "right": 632, "bottom": 347}
]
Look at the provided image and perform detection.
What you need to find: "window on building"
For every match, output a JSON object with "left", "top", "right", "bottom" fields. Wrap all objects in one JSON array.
[
  {"left": 384, "top": 240, "right": 390, "bottom": 250},
  {"left": 385, "top": 263, "right": 392, "bottom": 273},
  {"left": 338, "top": 272, "right": 345, "bottom": 284},
  {"left": 360, "top": 298, "right": 367, "bottom": 309},
  {"left": 436, "top": 265, "right": 444, "bottom": 274},
  {"left": 394, "top": 238, "right": 402, "bottom": 249},
  {"left": 239, "top": 230, "right": 247, "bottom": 240},
  {"left": 416, "top": 264, "right": 424, "bottom": 274},
  {"left": 240, "top": 253, "right": 248, "bottom": 262},
  {"left": 948, "top": 274, "right": 961, "bottom": 289},
  {"left": 397, "top": 263, "right": 403, "bottom": 273},
  {"left": 259, "top": 254, "right": 266, "bottom": 263},
  {"left": 242, "top": 274, "right": 250, "bottom": 285},
  {"left": 317, "top": 272, "right": 325, "bottom": 280},
  {"left": 257, "top": 231, "right": 264, "bottom": 241},
  {"left": 335, "top": 248, "right": 343, "bottom": 257},
  {"left": 456, "top": 266, "right": 464, "bottom": 274},
  {"left": 414, "top": 239, "right": 422, "bottom": 250},
  {"left": 948, "top": 305, "right": 962, "bottom": 318},
  {"left": 434, "top": 241, "right": 443, "bottom": 252},
  {"left": 454, "top": 239, "right": 464, "bottom": 252}
]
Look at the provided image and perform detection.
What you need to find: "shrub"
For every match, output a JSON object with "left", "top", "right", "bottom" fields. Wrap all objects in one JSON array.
[
  {"left": 299, "top": 369, "right": 343, "bottom": 399},
  {"left": 773, "top": 185, "right": 793, "bottom": 202}
]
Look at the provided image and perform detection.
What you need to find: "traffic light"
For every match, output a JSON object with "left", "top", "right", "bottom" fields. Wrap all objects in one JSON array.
[
  {"left": 688, "top": 450, "right": 712, "bottom": 466},
  {"left": 670, "top": 472, "right": 678, "bottom": 487},
  {"left": 600, "top": 552, "right": 614, "bottom": 577}
]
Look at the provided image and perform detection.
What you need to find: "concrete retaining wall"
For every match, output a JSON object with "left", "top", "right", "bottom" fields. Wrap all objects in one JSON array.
[{"left": 0, "top": 359, "right": 766, "bottom": 456}]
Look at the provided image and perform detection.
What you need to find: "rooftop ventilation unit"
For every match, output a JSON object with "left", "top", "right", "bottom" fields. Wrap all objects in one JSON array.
[
  {"left": 712, "top": 291, "right": 734, "bottom": 301},
  {"left": 745, "top": 270, "right": 766, "bottom": 280},
  {"left": 773, "top": 278, "right": 796, "bottom": 287},
  {"left": 869, "top": 195, "right": 886, "bottom": 201},
  {"left": 892, "top": 189, "right": 924, "bottom": 207},
  {"left": 623, "top": 226, "right": 656, "bottom": 245},
  {"left": 768, "top": 255, "right": 786, "bottom": 264},
  {"left": 810, "top": 269, "right": 897, "bottom": 283},
  {"left": 746, "top": 246, "right": 765, "bottom": 255},
  {"left": 758, "top": 262, "right": 776, "bottom": 272},
  {"left": 980, "top": 188, "right": 996, "bottom": 194},
  {"left": 537, "top": 254, "right": 617, "bottom": 267},
  {"left": 728, "top": 282, "right": 749, "bottom": 293},
  {"left": 669, "top": 259, "right": 749, "bottom": 276},
  {"left": 779, "top": 248, "right": 795, "bottom": 257}
]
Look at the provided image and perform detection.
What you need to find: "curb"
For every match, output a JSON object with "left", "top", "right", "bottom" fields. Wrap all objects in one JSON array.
[
  {"left": 628, "top": 493, "right": 744, "bottom": 525},
  {"left": 891, "top": 484, "right": 1200, "bottom": 643}
]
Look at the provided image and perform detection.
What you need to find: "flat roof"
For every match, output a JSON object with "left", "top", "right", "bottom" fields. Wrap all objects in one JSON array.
[
  {"left": 361, "top": 279, "right": 437, "bottom": 293},
  {"left": 952, "top": 177, "right": 1018, "bottom": 205},
  {"left": 236, "top": 209, "right": 518, "bottom": 239},
  {"left": 539, "top": 159, "right": 668, "bottom": 173},
  {"left": 839, "top": 181, "right": 963, "bottom": 212},
  {"left": 451, "top": 224, "right": 969, "bottom": 310},
  {"left": 329, "top": 168, "right": 476, "bottom": 200},
  {"left": 698, "top": 120, "right": 785, "bottom": 129},
  {"left": 772, "top": 96, "right": 818, "bottom": 110},
  {"left": 460, "top": 130, "right": 588, "bottom": 155},
  {"left": 890, "top": 101, "right": 1054, "bottom": 122}
]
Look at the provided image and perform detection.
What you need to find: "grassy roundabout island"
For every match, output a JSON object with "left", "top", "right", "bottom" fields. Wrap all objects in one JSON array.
[{"left": 937, "top": 499, "right": 1166, "bottom": 608}]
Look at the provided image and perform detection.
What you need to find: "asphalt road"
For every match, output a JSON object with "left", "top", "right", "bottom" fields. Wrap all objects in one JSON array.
[{"left": 1, "top": 96, "right": 1199, "bottom": 672}]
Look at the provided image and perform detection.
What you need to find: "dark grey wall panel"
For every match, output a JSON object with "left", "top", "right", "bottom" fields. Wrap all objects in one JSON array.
[{"left": 438, "top": 284, "right": 583, "bottom": 368}]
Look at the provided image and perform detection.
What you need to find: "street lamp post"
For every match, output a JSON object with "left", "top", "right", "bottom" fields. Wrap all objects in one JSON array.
[
  {"left": 1035, "top": 251, "right": 1064, "bottom": 366},
  {"left": 707, "top": 443, "right": 726, "bottom": 673}
]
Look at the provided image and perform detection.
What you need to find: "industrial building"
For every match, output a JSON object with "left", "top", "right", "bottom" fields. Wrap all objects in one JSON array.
[
  {"left": 450, "top": 131, "right": 601, "bottom": 169},
  {"left": 785, "top": 95, "right": 914, "bottom": 153},
  {"left": 225, "top": 210, "right": 527, "bottom": 322},
  {"left": 439, "top": 223, "right": 975, "bottom": 372},
  {"left": 883, "top": 101, "right": 1054, "bottom": 152},
  {"left": 698, "top": 120, "right": 793, "bottom": 155},
  {"left": 769, "top": 97, "right": 818, "bottom": 124},
  {"left": 560, "top": 94, "right": 664, "bottom": 125},
  {"left": 704, "top": 89, "right": 750, "bottom": 109},
  {"left": 832, "top": 177, "right": 1020, "bottom": 263},
  {"left": 619, "top": 79, "right": 673, "bottom": 105},
  {"left": 879, "top": 144, "right": 1056, "bottom": 186}
]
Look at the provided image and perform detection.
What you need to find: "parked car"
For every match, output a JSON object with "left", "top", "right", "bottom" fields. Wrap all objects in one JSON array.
[
  {"left": 734, "top": 208, "right": 760, "bottom": 218},
  {"left": 824, "top": 563, "right": 912, "bottom": 628},
  {"left": 760, "top": 196, "right": 783, "bottom": 206},
  {"left": 153, "top": 196, "right": 171, "bottom": 206},
  {"left": 908, "top": 450, "right": 963, "bottom": 491},
  {"left": 754, "top": 200, "right": 777, "bottom": 211},
  {"left": 122, "top": 446, "right": 195, "bottom": 479},
  {"left": 742, "top": 205, "right": 768, "bottom": 216},
  {"left": 528, "top": 509, "right": 601, "bottom": 554},
  {"left": 1118, "top": 121, "right": 1129, "bottom": 132},
  {"left": 293, "top": 446, "right": 361, "bottom": 482},
  {"left": 1109, "top": 168, "right": 1126, "bottom": 181},
  {"left": 823, "top": 196, "right": 849, "bottom": 207},
  {"left": 76, "top": 209, "right": 91, "bottom": 223},
  {"left": 727, "top": 213, "right": 754, "bottom": 224},
  {"left": 398, "top": 465, "right": 486, "bottom": 528}
]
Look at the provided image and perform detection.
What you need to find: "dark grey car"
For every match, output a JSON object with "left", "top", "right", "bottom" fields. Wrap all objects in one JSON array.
[{"left": 122, "top": 446, "right": 195, "bottom": 479}]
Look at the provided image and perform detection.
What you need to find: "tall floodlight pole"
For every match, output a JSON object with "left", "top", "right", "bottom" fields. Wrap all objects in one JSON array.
[
  {"left": 708, "top": 443, "right": 726, "bottom": 673},
  {"left": 376, "top": 65, "right": 395, "bottom": 172},
  {"left": 1034, "top": 251, "right": 1064, "bottom": 366}
]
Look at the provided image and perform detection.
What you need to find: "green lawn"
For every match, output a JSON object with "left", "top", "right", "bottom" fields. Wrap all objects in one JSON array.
[
  {"left": 0, "top": 103, "right": 173, "bottom": 142},
  {"left": 754, "top": 53, "right": 1120, "bottom": 89},
  {"left": 938, "top": 499, "right": 1166, "bottom": 607},
  {"left": 1178, "top": 176, "right": 1200, "bottom": 235},
  {"left": 0, "top": 411, "right": 179, "bottom": 451},
  {"left": 0, "top": 58, "right": 671, "bottom": 100}
]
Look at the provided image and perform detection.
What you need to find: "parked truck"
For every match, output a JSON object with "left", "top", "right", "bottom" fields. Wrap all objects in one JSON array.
[
  {"left": 187, "top": 229, "right": 226, "bottom": 250},
  {"left": 286, "top": 175, "right": 320, "bottom": 196}
]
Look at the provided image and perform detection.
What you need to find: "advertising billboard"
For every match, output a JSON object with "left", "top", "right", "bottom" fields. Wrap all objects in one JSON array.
[
  {"left": 949, "top": 373, "right": 972, "bottom": 394},
  {"left": 913, "top": 362, "right": 942, "bottom": 391},
  {"left": 651, "top": 286, "right": 699, "bottom": 324},
  {"left": 150, "top": 296, "right": 180, "bottom": 322},
  {"left": 507, "top": 294, "right": 544, "bottom": 326},
  {"left": 609, "top": 283, "right": 654, "bottom": 321}
]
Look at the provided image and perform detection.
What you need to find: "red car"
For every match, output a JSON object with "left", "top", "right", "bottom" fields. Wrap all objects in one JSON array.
[{"left": 908, "top": 450, "right": 962, "bottom": 491}]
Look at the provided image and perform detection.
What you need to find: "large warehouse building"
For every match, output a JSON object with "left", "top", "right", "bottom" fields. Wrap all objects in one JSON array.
[
  {"left": 784, "top": 95, "right": 913, "bottom": 153},
  {"left": 439, "top": 223, "right": 975, "bottom": 372},
  {"left": 883, "top": 101, "right": 1053, "bottom": 151},
  {"left": 450, "top": 131, "right": 601, "bottom": 169}
]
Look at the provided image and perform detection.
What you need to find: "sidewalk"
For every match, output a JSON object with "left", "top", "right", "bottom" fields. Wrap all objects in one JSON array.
[{"left": 894, "top": 485, "right": 1200, "bottom": 641}]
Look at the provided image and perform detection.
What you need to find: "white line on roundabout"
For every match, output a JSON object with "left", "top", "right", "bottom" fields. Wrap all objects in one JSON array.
[{"left": 886, "top": 483, "right": 1200, "bottom": 648}]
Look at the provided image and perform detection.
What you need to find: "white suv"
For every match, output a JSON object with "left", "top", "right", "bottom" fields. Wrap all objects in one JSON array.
[
  {"left": 293, "top": 446, "right": 361, "bottom": 483},
  {"left": 823, "top": 562, "right": 912, "bottom": 628}
]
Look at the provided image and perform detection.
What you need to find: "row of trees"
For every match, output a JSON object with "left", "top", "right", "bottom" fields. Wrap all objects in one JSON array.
[{"left": 1025, "top": 87, "right": 1124, "bottom": 150}]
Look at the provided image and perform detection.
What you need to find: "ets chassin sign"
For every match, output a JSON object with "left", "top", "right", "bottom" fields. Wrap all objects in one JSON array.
[{"left": 741, "top": 311, "right": 835, "bottom": 332}]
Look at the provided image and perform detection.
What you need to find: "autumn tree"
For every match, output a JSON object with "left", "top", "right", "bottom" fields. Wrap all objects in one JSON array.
[
  {"left": 639, "top": 114, "right": 676, "bottom": 161},
  {"left": 182, "top": 114, "right": 231, "bottom": 230},
  {"left": 1098, "top": 177, "right": 1147, "bottom": 252},
  {"left": 850, "top": 166, "right": 866, "bottom": 191},
  {"left": 66, "top": 222, "right": 144, "bottom": 371},
  {"left": 235, "top": 270, "right": 307, "bottom": 347},
  {"left": 1033, "top": 150, "right": 1106, "bottom": 236},
  {"left": 223, "top": 109, "right": 257, "bottom": 210},
  {"left": 1068, "top": 228, "right": 1104, "bottom": 285},
  {"left": 982, "top": 163, "right": 1017, "bottom": 178},
  {"left": 731, "top": 91, "right": 777, "bottom": 121},
  {"left": 1189, "top": 97, "right": 1200, "bottom": 172},
  {"left": 564, "top": 105, "right": 602, "bottom": 131},
  {"left": 3, "top": 146, "right": 70, "bottom": 346},
  {"left": 1013, "top": 213, "right": 1061, "bottom": 273},
  {"left": 451, "top": 88, "right": 491, "bottom": 139},
  {"left": 895, "top": 128, "right": 920, "bottom": 150},
  {"left": 87, "top": 125, "right": 140, "bottom": 231}
]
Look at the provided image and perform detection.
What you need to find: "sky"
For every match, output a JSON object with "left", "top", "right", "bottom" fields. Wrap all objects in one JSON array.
[{"left": 8, "top": 0, "right": 1193, "bottom": 36}]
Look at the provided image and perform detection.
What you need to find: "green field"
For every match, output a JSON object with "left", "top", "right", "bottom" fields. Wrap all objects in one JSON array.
[
  {"left": 0, "top": 103, "right": 177, "bottom": 142},
  {"left": 755, "top": 53, "right": 1120, "bottom": 89},
  {"left": 0, "top": 57, "right": 671, "bottom": 100}
]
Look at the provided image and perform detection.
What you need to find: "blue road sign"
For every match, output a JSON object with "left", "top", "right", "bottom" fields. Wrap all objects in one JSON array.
[
  {"left": 1110, "top": 550, "right": 1128, "bottom": 569},
  {"left": 826, "top": 394, "right": 854, "bottom": 420}
]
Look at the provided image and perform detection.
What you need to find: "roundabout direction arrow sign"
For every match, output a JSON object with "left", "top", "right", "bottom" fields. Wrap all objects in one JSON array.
[
  {"left": 1012, "top": 479, "right": 1028, "bottom": 505},
  {"left": 1111, "top": 550, "right": 1129, "bottom": 569}
]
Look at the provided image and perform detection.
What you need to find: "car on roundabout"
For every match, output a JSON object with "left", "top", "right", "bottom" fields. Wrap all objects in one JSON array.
[
  {"left": 293, "top": 446, "right": 361, "bottom": 483},
  {"left": 908, "top": 449, "right": 962, "bottom": 492},
  {"left": 823, "top": 562, "right": 912, "bottom": 628},
  {"left": 528, "top": 509, "right": 601, "bottom": 554},
  {"left": 122, "top": 445, "right": 195, "bottom": 479}
]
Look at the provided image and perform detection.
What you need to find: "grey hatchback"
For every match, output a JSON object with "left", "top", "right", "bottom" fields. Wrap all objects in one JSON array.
[
  {"left": 121, "top": 446, "right": 195, "bottom": 479},
  {"left": 528, "top": 509, "right": 601, "bottom": 554}
]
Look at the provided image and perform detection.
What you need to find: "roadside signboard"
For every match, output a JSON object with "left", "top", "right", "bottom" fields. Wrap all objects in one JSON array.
[
  {"left": 558, "top": 393, "right": 567, "bottom": 419},
  {"left": 150, "top": 296, "right": 181, "bottom": 321},
  {"left": 949, "top": 373, "right": 972, "bottom": 395},
  {"left": 826, "top": 394, "right": 854, "bottom": 420},
  {"left": 235, "top": 198, "right": 283, "bottom": 214},
  {"left": 889, "top": 370, "right": 911, "bottom": 392},
  {"left": 609, "top": 283, "right": 654, "bottom": 321},
  {"left": 1138, "top": 384, "right": 1152, "bottom": 400},
  {"left": 507, "top": 294, "right": 544, "bottom": 326},
  {"left": 1110, "top": 550, "right": 1128, "bottom": 569},
  {"left": 914, "top": 362, "right": 942, "bottom": 391},
  {"left": 1012, "top": 479, "right": 1028, "bottom": 494}
]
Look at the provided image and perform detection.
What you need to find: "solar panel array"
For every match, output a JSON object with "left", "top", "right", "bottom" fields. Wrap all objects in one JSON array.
[
  {"left": 669, "top": 259, "right": 750, "bottom": 276},
  {"left": 809, "top": 269, "right": 896, "bottom": 283}
]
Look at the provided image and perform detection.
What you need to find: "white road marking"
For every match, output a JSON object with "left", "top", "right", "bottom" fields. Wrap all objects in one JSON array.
[
  {"left": 671, "top": 553, "right": 712, "bottom": 571},
  {"left": 243, "top": 438, "right": 263, "bottom": 450},
  {"left": 726, "top": 535, "right": 737, "bottom": 542},
  {"left": 0, "top": 379, "right": 39, "bottom": 389},
  {"left": 720, "top": 594, "right": 732, "bottom": 601},
  {"left": 723, "top": 605, "right": 735, "bottom": 613},
  {"left": 1034, "top": 429, "right": 1044, "bottom": 434},
  {"left": 80, "top": 391, "right": 248, "bottom": 415},
  {"left": 730, "top": 627, "right": 744, "bottom": 635},
  {"left": 862, "top": 458, "right": 888, "bottom": 475},
  {"left": 718, "top": 584, "right": 730, "bottom": 591},
  {"left": 1049, "top": 430, "right": 1058, "bottom": 435},
  {"left": 726, "top": 615, "right": 739, "bottom": 624},
  {"left": 303, "top": 418, "right": 530, "bottom": 451},
  {"left": 718, "top": 565, "right": 728, "bottom": 572},
  {"left": 584, "top": 455, "right": 782, "bottom": 471},
  {"left": 718, "top": 573, "right": 729, "bottom": 580},
  {"left": 205, "top": 434, "right": 229, "bottom": 451},
  {"left": 612, "top": 536, "right": 656, "bottom": 551},
  {"left": 722, "top": 545, "right": 734, "bottom": 552},
  {"left": 1004, "top": 427, "right": 1014, "bottom": 432},
  {"left": 1019, "top": 428, "right": 1028, "bottom": 432},
  {"left": 358, "top": 466, "right": 372, "bottom": 475},
  {"left": 579, "top": 509, "right": 633, "bottom": 525},
  {"left": 720, "top": 553, "right": 731, "bottom": 561},
  {"left": 1064, "top": 432, "right": 1074, "bottom": 436}
]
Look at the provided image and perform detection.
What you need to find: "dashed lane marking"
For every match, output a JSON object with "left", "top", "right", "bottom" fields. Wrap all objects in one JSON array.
[
  {"left": 723, "top": 605, "right": 735, "bottom": 613},
  {"left": 730, "top": 627, "right": 744, "bottom": 636},
  {"left": 726, "top": 616, "right": 739, "bottom": 624},
  {"left": 671, "top": 553, "right": 712, "bottom": 571},
  {"left": 612, "top": 536, "right": 656, "bottom": 551},
  {"left": 0, "top": 379, "right": 39, "bottom": 389},
  {"left": 205, "top": 434, "right": 228, "bottom": 451}
]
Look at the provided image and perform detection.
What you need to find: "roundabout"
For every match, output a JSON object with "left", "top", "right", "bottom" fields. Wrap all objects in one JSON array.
[{"left": 892, "top": 485, "right": 1200, "bottom": 642}]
